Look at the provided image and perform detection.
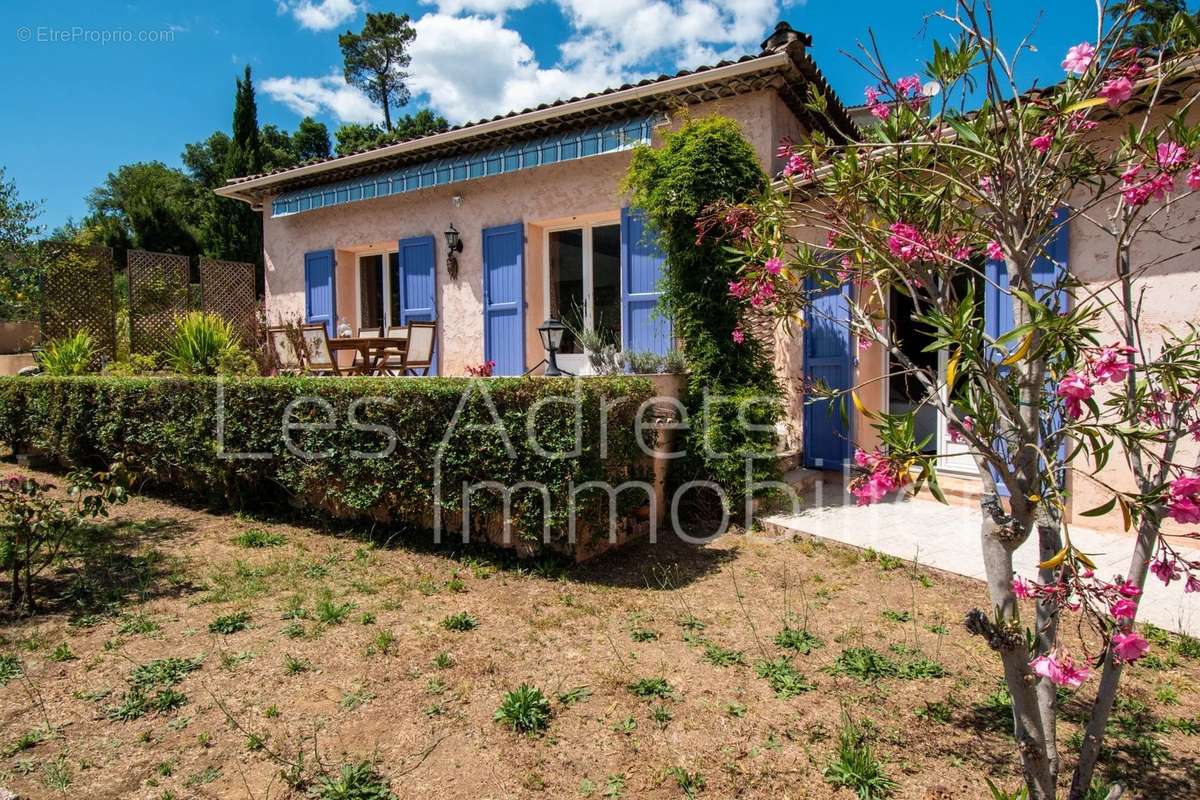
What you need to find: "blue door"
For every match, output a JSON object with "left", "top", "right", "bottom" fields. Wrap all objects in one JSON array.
[
  {"left": 482, "top": 223, "right": 524, "bottom": 376},
  {"left": 984, "top": 207, "right": 1069, "bottom": 495},
  {"left": 803, "top": 275, "right": 853, "bottom": 469},
  {"left": 304, "top": 250, "right": 336, "bottom": 336},
  {"left": 398, "top": 235, "right": 438, "bottom": 375},
  {"left": 621, "top": 208, "right": 671, "bottom": 355}
]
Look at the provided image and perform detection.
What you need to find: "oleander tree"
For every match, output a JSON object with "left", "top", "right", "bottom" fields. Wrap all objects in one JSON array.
[{"left": 708, "top": 2, "right": 1200, "bottom": 797}]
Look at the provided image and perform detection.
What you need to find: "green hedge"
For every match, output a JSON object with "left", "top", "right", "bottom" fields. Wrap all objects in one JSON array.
[{"left": 0, "top": 376, "right": 656, "bottom": 547}]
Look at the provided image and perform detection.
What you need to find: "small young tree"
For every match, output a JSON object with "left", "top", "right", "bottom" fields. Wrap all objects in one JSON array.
[
  {"left": 339, "top": 12, "right": 417, "bottom": 132},
  {"left": 714, "top": 3, "right": 1200, "bottom": 797}
]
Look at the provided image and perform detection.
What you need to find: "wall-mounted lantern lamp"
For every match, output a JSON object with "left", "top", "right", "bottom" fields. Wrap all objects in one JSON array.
[
  {"left": 444, "top": 223, "right": 463, "bottom": 279},
  {"left": 537, "top": 317, "right": 568, "bottom": 376}
]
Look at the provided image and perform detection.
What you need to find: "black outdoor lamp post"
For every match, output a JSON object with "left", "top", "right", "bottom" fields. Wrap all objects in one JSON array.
[
  {"left": 444, "top": 224, "right": 463, "bottom": 279},
  {"left": 537, "top": 317, "right": 568, "bottom": 376}
]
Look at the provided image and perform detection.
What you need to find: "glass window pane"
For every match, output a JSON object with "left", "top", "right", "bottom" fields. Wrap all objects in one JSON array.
[
  {"left": 592, "top": 224, "right": 621, "bottom": 348},
  {"left": 388, "top": 252, "right": 400, "bottom": 329},
  {"left": 359, "top": 254, "right": 384, "bottom": 331},
  {"left": 548, "top": 229, "right": 584, "bottom": 354}
]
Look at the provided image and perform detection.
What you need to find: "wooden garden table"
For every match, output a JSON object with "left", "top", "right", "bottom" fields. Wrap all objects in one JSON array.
[{"left": 326, "top": 335, "right": 408, "bottom": 376}]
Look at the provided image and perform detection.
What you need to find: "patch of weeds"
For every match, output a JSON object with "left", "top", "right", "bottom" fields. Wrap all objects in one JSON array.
[
  {"left": 0, "top": 653, "right": 22, "bottom": 685},
  {"left": 117, "top": 613, "right": 160, "bottom": 635},
  {"left": 42, "top": 755, "right": 73, "bottom": 791},
  {"left": 183, "top": 766, "right": 221, "bottom": 788},
  {"left": 668, "top": 767, "right": 705, "bottom": 799},
  {"left": 339, "top": 685, "right": 375, "bottom": 711},
  {"left": 881, "top": 610, "right": 911, "bottom": 623},
  {"left": 914, "top": 573, "right": 935, "bottom": 588},
  {"left": 890, "top": 645, "right": 947, "bottom": 679},
  {"left": 701, "top": 642, "right": 746, "bottom": 667},
  {"left": 650, "top": 704, "right": 673, "bottom": 729},
  {"left": 424, "top": 703, "right": 446, "bottom": 718},
  {"left": 628, "top": 677, "right": 674, "bottom": 700},
  {"left": 445, "top": 575, "right": 467, "bottom": 593},
  {"left": 613, "top": 716, "right": 637, "bottom": 735},
  {"left": 232, "top": 528, "right": 285, "bottom": 548},
  {"left": 3, "top": 727, "right": 47, "bottom": 757},
  {"left": 877, "top": 553, "right": 903, "bottom": 571},
  {"left": 304, "top": 562, "right": 329, "bottom": 579},
  {"left": 775, "top": 626, "right": 823, "bottom": 654},
  {"left": 754, "top": 657, "right": 814, "bottom": 698},
  {"left": 926, "top": 624, "right": 949, "bottom": 635},
  {"left": 68, "top": 613, "right": 105, "bottom": 628},
  {"left": 246, "top": 732, "right": 267, "bottom": 751},
  {"left": 315, "top": 591, "right": 355, "bottom": 625},
  {"left": 208, "top": 611, "right": 251, "bottom": 635},
  {"left": 150, "top": 688, "right": 188, "bottom": 713},
  {"left": 264, "top": 704, "right": 280, "bottom": 718},
  {"left": 156, "top": 759, "right": 176, "bottom": 776},
  {"left": 425, "top": 677, "right": 448, "bottom": 695},
  {"left": 48, "top": 643, "right": 76, "bottom": 662},
  {"left": 823, "top": 716, "right": 896, "bottom": 799},
  {"left": 1155, "top": 685, "right": 1180, "bottom": 706},
  {"left": 829, "top": 647, "right": 900, "bottom": 682},
  {"left": 602, "top": 775, "right": 626, "bottom": 798},
  {"left": 441, "top": 611, "right": 478, "bottom": 632},
  {"left": 915, "top": 700, "right": 954, "bottom": 724},
  {"left": 557, "top": 686, "right": 591, "bottom": 706},
  {"left": 494, "top": 684, "right": 552, "bottom": 734},
  {"left": 724, "top": 702, "right": 747, "bottom": 718},
  {"left": 630, "top": 627, "right": 659, "bottom": 642},
  {"left": 283, "top": 620, "right": 306, "bottom": 639},
  {"left": 220, "top": 651, "right": 254, "bottom": 670},
  {"left": 366, "top": 630, "right": 396, "bottom": 657},
  {"left": 283, "top": 654, "right": 311, "bottom": 675},
  {"left": 129, "top": 657, "right": 202, "bottom": 691},
  {"left": 433, "top": 652, "right": 455, "bottom": 669},
  {"left": 358, "top": 612, "right": 376, "bottom": 625},
  {"left": 677, "top": 615, "right": 706, "bottom": 632},
  {"left": 1176, "top": 633, "right": 1200, "bottom": 659}
]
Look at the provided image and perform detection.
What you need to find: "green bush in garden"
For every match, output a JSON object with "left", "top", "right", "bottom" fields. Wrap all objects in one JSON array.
[{"left": 0, "top": 375, "right": 654, "bottom": 547}]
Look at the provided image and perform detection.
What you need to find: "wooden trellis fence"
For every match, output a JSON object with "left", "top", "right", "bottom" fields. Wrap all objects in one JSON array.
[
  {"left": 200, "top": 258, "right": 257, "bottom": 345},
  {"left": 127, "top": 250, "right": 191, "bottom": 355},
  {"left": 40, "top": 242, "right": 118, "bottom": 364}
]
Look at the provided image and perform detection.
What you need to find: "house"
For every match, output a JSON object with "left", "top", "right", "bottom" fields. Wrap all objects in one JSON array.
[{"left": 215, "top": 22, "right": 852, "bottom": 383}]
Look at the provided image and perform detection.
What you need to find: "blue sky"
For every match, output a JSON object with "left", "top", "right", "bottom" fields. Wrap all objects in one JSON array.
[{"left": 2, "top": 1, "right": 1104, "bottom": 231}]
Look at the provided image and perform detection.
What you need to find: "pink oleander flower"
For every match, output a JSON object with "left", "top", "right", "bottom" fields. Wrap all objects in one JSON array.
[
  {"left": 986, "top": 240, "right": 1003, "bottom": 261},
  {"left": 865, "top": 86, "right": 879, "bottom": 106},
  {"left": 1168, "top": 476, "right": 1200, "bottom": 524},
  {"left": 731, "top": 328, "right": 745, "bottom": 344},
  {"left": 1110, "top": 597, "right": 1138, "bottom": 621},
  {"left": 776, "top": 141, "right": 794, "bottom": 160},
  {"left": 1158, "top": 141, "right": 1188, "bottom": 169},
  {"left": 948, "top": 415, "right": 975, "bottom": 444},
  {"left": 1091, "top": 344, "right": 1135, "bottom": 384},
  {"left": 1188, "top": 162, "right": 1200, "bottom": 191},
  {"left": 1147, "top": 171, "right": 1175, "bottom": 202},
  {"left": 1012, "top": 576, "right": 1034, "bottom": 599},
  {"left": 1100, "top": 76, "right": 1133, "bottom": 109},
  {"left": 1116, "top": 579, "right": 1142, "bottom": 599},
  {"left": 1111, "top": 631, "right": 1150, "bottom": 662},
  {"left": 728, "top": 279, "right": 751, "bottom": 299},
  {"left": 871, "top": 102, "right": 891, "bottom": 121},
  {"left": 1030, "top": 653, "right": 1089, "bottom": 689},
  {"left": 1150, "top": 556, "right": 1182, "bottom": 585},
  {"left": 1030, "top": 133, "right": 1053, "bottom": 154},
  {"left": 763, "top": 257, "right": 783, "bottom": 275},
  {"left": 783, "top": 153, "right": 813, "bottom": 179},
  {"left": 894, "top": 74, "right": 922, "bottom": 96},
  {"left": 1061, "top": 42, "right": 1095, "bottom": 74},
  {"left": 1056, "top": 371, "right": 1094, "bottom": 419},
  {"left": 1186, "top": 573, "right": 1200, "bottom": 593},
  {"left": 750, "top": 281, "right": 775, "bottom": 309},
  {"left": 978, "top": 175, "right": 994, "bottom": 194},
  {"left": 887, "top": 221, "right": 929, "bottom": 263}
]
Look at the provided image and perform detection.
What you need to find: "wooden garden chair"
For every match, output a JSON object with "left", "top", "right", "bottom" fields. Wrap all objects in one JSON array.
[
  {"left": 299, "top": 324, "right": 341, "bottom": 376},
  {"left": 267, "top": 326, "right": 304, "bottom": 376}
]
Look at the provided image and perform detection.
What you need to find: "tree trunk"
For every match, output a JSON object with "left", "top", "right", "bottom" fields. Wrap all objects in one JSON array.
[
  {"left": 978, "top": 499, "right": 1056, "bottom": 799},
  {"left": 1068, "top": 516, "right": 1159, "bottom": 799},
  {"left": 1034, "top": 510, "right": 1064, "bottom": 785}
]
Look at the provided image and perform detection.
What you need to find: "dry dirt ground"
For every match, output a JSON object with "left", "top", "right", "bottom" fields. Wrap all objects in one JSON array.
[{"left": 0, "top": 465, "right": 1197, "bottom": 800}]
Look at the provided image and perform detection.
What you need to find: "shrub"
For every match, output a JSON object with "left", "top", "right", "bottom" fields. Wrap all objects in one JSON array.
[
  {"left": 162, "top": 311, "right": 251, "bottom": 376},
  {"left": 36, "top": 331, "right": 95, "bottom": 375},
  {"left": 0, "top": 375, "right": 654, "bottom": 551},
  {"left": 494, "top": 684, "right": 552, "bottom": 734}
]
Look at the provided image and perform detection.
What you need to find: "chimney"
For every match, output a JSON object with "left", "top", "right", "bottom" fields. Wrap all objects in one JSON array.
[{"left": 761, "top": 21, "right": 810, "bottom": 53}]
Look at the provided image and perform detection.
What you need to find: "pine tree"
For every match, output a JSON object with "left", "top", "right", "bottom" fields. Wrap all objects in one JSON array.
[{"left": 217, "top": 66, "right": 264, "bottom": 265}]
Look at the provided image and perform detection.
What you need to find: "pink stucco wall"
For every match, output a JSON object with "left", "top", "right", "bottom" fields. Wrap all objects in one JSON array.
[{"left": 261, "top": 89, "right": 803, "bottom": 376}]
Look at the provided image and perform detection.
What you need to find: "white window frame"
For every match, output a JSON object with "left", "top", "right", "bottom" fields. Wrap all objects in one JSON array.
[
  {"left": 354, "top": 249, "right": 397, "bottom": 334},
  {"left": 541, "top": 218, "right": 620, "bottom": 373}
]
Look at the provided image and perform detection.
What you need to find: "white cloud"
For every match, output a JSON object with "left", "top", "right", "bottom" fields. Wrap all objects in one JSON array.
[
  {"left": 261, "top": 73, "right": 382, "bottom": 124},
  {"left": 266, "top": 1, "right": 789, "bottom": 126},
  {"left": 281, "top": 0, "right": 361, "bottom": 32}
]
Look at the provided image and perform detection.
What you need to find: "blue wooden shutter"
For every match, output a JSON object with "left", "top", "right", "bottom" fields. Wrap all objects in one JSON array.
[
  {"left": 398, "top": 235, "right": 438, "bottom": 375},
  {"left": 802, "top": 274, "right": 853, "bottom": 469},
  {"left": 482, "top": 223, "right": 525, "bottom": 376},
  {"left": 304, "top": 250, "right": 336, "bottom": 336},
  {"left": 620, "top": 207, "right": 671, "bottom": 356},
  {"left": 984, "top": 208, "right": 1069, "bottom": 496}
]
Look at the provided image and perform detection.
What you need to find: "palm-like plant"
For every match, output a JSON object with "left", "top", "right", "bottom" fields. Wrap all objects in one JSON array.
[
  {"left": 36, "top": 331, "right": 95, "bottom": 376},
  {"left": 162, "top": 312, "right": 240, "bottom": 376}
]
